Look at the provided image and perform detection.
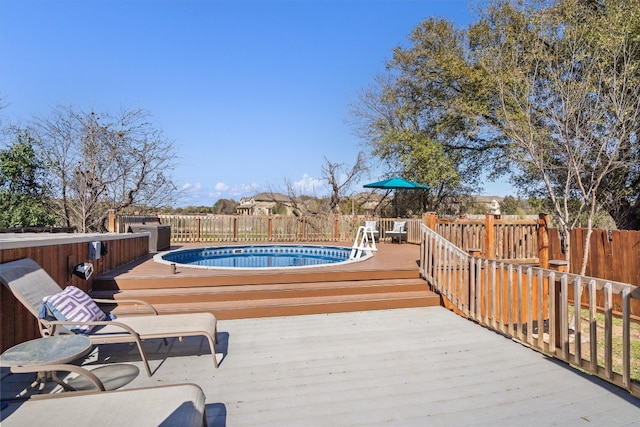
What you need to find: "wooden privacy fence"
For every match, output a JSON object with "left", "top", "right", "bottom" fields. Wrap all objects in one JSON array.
[
  {"left": 113, "top": 213, "right": 425, "bottom": 244},
  {"left": 419, "top": 224, "right": 640, "bottom": 397},
  {"left": 549, "top": 228, "right": 640, "bottom": 288}
]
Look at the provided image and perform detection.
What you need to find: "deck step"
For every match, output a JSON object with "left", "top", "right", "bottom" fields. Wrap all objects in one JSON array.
[
  {"left": 90, "top": 278, "right": 440, "bottom": 320},
  {"left": 91, "top": 268, "right": 420, "bottom": 290},
  {"left": 90, "top": 243, "right": 438, "bottom": 319},
  {"left": 90, "top": 279, "right": 429, "bottom": 303}
]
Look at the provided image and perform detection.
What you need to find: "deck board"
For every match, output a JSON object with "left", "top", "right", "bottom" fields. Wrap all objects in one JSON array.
[{"left": 7, "top": 307, "right": 633, "bottom": 426}]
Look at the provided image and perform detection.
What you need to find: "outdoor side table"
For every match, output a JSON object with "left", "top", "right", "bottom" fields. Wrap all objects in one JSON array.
[{"left": 0, "top": 335, "right": 101, "bottom": 395}]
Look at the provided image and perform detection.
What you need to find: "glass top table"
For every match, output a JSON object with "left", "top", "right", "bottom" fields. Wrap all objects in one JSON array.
[
  {"left": 0, "top": 335, "right": 96, "bottom": 395},
  {"left": 0, "top": 335, "right": 93, "bottom": 367}
]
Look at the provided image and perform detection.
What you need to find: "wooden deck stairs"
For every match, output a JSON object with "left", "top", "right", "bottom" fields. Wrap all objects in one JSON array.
[{"left": 90, "top": 261, "right": 441, "bottom": 320}]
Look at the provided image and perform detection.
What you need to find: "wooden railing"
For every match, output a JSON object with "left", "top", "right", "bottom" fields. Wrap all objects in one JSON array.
[
  {"left": 133, "top": 215, "right": 425, "bottom": 244},
  {"left": 423, "top": 213, "right": 540, "bottom": 262},
  {"left": 419, "top": 224, "right": 640, "bottom": 397}
]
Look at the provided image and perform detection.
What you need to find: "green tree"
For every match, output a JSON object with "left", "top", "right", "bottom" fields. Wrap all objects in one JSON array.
[
  {"left": 0, "top": 132, "right": 56, "bottom": 227},
  {"left": 470, "top": 0, "right": 640, "bottom": 272},
  {"left": 500, "top": 195, "right": 526, "bottom": 216},
  {"left": 350, "top": 19, "right": 506, "bottom": 215},
  {"left": 354, "top": 0, "right": 640, "bottom": 273},
  {"left": 212, "top": 199, "right": 238, "bottom": 214}
]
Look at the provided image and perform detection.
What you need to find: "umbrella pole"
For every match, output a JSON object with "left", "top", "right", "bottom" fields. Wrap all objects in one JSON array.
[{"left": 395, "top": 190, "right": 398, "bottom": 217}]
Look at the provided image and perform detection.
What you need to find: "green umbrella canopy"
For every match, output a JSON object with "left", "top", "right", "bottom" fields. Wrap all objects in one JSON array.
[
  {"left": 363, "top": 177, "right": 429, "bottom": 190},
  {"left": 363, "top": 177, "right": 429, "bottom": 217}
]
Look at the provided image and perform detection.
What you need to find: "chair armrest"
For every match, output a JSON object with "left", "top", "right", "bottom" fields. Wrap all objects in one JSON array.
[
  {"left": 43, "top": 319, "right": 142, "bottom": 339},
  {"left": 92, "top": 298, "right": 159, "bottom": 315}
]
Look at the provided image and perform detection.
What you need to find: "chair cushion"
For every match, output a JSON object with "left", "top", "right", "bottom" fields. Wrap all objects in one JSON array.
[
  {"left": 40, "top": 286, "right": 106, "bottom": 334},
  {"left": 392, "top": 221, "right": 406, "bottom": 232},
  {"left": 364, "top": 221, "right": 378, "bottom": 231}
]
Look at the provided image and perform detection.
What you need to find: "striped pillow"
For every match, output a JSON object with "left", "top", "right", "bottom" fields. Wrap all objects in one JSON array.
[{"left": 41, "top": 286, "right": 106, "bottom": 334}]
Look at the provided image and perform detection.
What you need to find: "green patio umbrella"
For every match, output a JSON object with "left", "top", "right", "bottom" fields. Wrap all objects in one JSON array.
[{"left": 363, "top": 177, "right": 429, "bottom": 217}]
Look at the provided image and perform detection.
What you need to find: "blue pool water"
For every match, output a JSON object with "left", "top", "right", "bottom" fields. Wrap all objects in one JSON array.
[{"left": 154, "top": 244, "right": 371, "bottom": 269}]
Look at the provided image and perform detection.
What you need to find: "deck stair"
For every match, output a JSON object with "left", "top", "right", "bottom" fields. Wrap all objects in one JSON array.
[{"left": 91, "top": 265, "right": 440, "bottom": 320}]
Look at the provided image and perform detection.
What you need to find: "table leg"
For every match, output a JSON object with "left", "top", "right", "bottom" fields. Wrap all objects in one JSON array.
[{"left": 16, "top": 371, "right": 47, "bottom": 397}]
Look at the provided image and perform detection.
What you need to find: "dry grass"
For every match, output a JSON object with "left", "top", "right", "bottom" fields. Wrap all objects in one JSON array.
[{"left": 568, "top": 307, "right": 640, "bottom": 382}]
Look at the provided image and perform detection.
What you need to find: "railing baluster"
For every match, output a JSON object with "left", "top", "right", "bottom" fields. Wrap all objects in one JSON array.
[
  {"left": 573, "top": 277, "right": 582, "bottom": 366},
  {"left": 604, "top": 282, "right": 613, "bottom": 380},
  {"left": 507, "top": 264, "right": 514, "bottom": 337},
  {"left": 548, "top": 271, "right": 556, "bottom": 355},
  {"left": 491, "top": 260, "right": 497, "bottom": 330},
  {"left": 526, "top": 267, "right": 533, "bottom": 345},
  {"left": 517, "top": 265, "right": 524, "bottom": 342},
  {"left": 537, "top": 269, "right": 545, "bottom": 350},
  {"left": 419, "top": 223, "right": 637, "bottom": 396},
  {"left": 622, "top": 287, "right": 631, "bottom": 388},
  {"left": 561, "top": 274, "right": 569, "bottom": 360},
  {"left": 588, "top": 279, "right": 597, "bottom": 373}
]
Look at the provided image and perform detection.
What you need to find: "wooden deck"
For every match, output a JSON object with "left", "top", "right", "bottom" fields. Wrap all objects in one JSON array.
[
  {"left": 91, "top": 242, "right": 441, "bottom": 319},
  {"left": 3, "top": 307, "right": 639, "bottom": 425},
  {"left": 93, "top": 242, "right": 422, "bottom": 284}
]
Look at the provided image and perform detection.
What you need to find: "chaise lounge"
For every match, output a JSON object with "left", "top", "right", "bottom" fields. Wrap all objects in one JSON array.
[
  {"left": 0, "top": 258, "right": 219, "bottom": 377},
  {"left": 0, "top": 383, "right": 208, "bottom": 426}
]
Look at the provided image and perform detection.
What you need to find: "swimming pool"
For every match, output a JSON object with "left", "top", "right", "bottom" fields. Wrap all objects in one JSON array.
[{"left": 154, "top": 244, "right": 373, "bottom": 270}]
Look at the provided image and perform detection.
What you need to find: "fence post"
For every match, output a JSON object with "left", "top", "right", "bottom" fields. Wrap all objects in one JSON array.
[
  {"left": 550, "top": 260, "right": 569, "bottom": 349},
  {"left": 301, "top": 216, "right": 307, "bottom": 241},
  {"left": 468, "top": 248, "right": 481, "bottom": 318},
  {"left": 427, "top": 213, "right": 437, "bottom": 230},
  {"left": 268, "top": 217, "right": 273, "bottom": 241},
  {"left": 538, "top": 213, "right": 551, "bottom": 320},
  {"left": 484, "top": 214, "right": 495, "bottom": 259},
  {"left": 537, "top": 213, "right": 550, "bottom": 269},
  {"left": 107, "top": 209, "right": 117, "bottom": 233},
  {"left": 233, "top": 217, "right": 238, "bottom": 241},
  {"left": 334, "top": 216, "right": 339, "bottom": 240}
]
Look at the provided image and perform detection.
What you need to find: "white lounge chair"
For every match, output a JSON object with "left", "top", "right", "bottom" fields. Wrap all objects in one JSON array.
[
  {"left": 0, "top": 383, "right": 208, "bottom": 426},
  {"left": 0, "top": 258, "right": 219, "bottom": 376}
]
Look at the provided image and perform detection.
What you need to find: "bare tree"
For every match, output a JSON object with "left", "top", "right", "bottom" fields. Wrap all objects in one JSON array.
[
  {"left": 34, "top": 106, "right": 178, "bottom": 232},
  {"left": 321, "top": 152, "right": 369, "bottom": 214}
]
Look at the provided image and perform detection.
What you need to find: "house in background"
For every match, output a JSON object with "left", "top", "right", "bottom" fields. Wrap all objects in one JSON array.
[
  {"left": 236, "top": 192, "right": 294, "bottom": 216},
  {"left": 469, "top": 195, "right": 504, "bottom": 214},
  {"left": 352, "top": 192, "right": 385, "bottom": 216}
]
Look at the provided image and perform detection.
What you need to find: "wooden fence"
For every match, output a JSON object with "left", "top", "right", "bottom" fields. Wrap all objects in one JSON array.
[
  {"left": 549, "top": 228, "right": 640, "bottom": 287},
  {"left": 419, "top": 224, "right": 640, "bottom": 397},
  {"left": 113, "top": 213, "right": 425, "bottom": 244},
  {"left": 423, "top": 213, "right": 540, "bottom": 262},
  {"left": 114, "top": 212, "right": 638, "bottom": 288}
]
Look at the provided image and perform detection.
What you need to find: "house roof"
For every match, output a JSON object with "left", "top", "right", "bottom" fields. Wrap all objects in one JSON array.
[{"left": 243, "top": 192, "right": 291, "bottom": 203}]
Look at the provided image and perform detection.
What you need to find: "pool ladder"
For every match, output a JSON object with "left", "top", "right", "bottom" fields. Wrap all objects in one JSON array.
[{"left": 350, "top": 226, "right": 377, "bottom": 260}]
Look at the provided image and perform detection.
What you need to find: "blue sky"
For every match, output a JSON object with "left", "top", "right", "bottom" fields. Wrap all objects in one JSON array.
[{"left": 1, "top": 0, "right": 515, "bottom": 207}]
